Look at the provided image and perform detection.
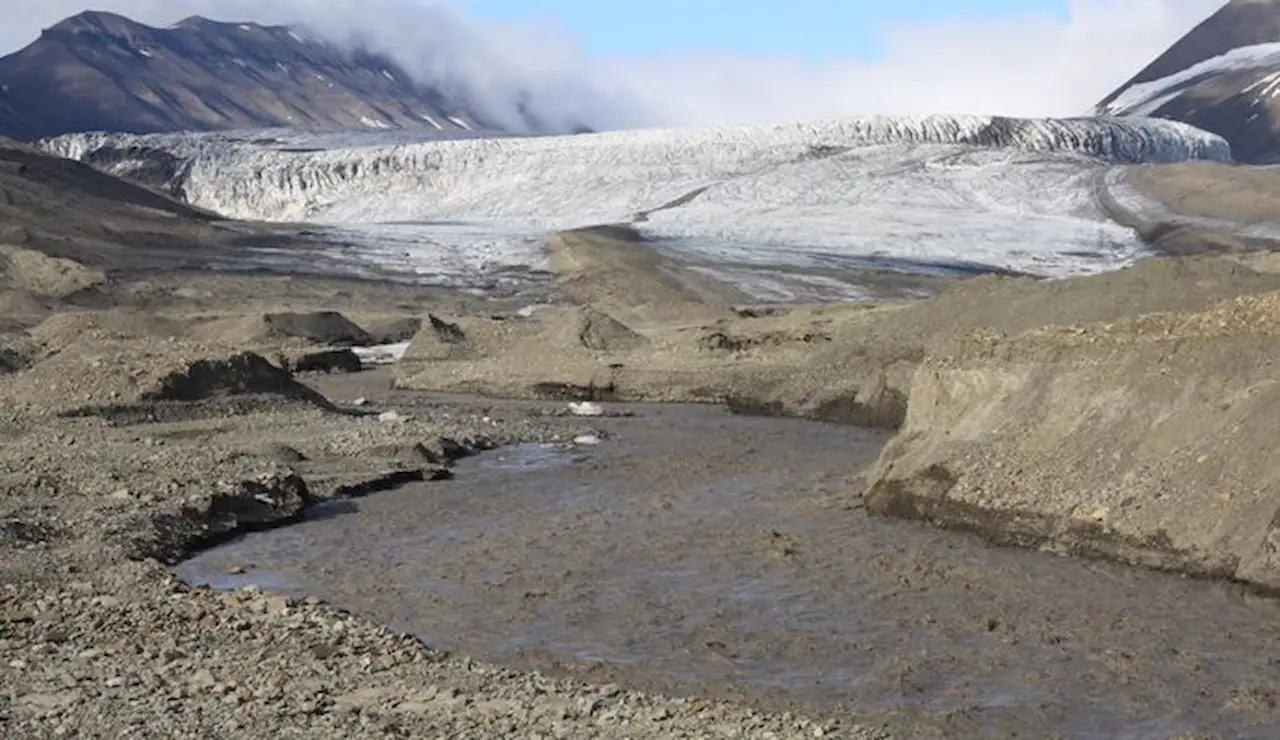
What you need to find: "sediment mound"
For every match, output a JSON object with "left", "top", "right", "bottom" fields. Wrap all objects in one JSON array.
[
  {"left": 0, "top": 244, "right": 106, "bottom": 299},
  {"left": 0, "top": 247, "right": 109, "bottom": 328},
  {"left": 396, "top": 303, "right": 824, "bottom": 403},
  {"left": 547, "top": 227, "right": 744, "bottom": 324},
  {"left": 865, "top": 291, "right": 1280, "bottom": 590},
  {"left": 363, "top": 316, "right": 422, "bottom": 345},
  {"left": 737, "top": 256, "right": 1280, "bottom": 427},
  {"left": 142, "top": 351, "right": 330, "bottom": 405},
  {"left": 400, "top": 313, "right": 473, "bottom": 363},
  {"left": 0, "top": 291, "right": 52, "bottom": 331},
  {"left": 261, "top": 311, "right": 372, "bottom": 346},
  {"left": 187, "top": 310, "right": 375, "bottom": 350},
  {"left": 27, "top": 308, "right": 191, "bottom": 351},
  {"left": 0, "top": 338, "right": 330, "bottom": 415}
]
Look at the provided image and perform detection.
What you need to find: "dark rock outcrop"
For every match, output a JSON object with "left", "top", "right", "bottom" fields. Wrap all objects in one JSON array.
[
  {"left": 143, "top": 351, "right": 332, "bottom": 408},
  {"left": 290, "top": 348, "right": 363, "bottom": 374},
  {"left": 131, "top": 472, "right": 314, "bottom": 563}
]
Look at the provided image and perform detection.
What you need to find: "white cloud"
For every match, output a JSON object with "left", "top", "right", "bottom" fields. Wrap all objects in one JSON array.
[
  {"left": 0, "top": 0, "right": 1227, "bottom": 130},
  {"left": 602, "top": 0, "right": 1227, "bottom": 123}
]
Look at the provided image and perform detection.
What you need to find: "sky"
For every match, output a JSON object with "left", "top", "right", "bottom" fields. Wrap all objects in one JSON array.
[
  {"left": 459, "top": 0, "right": 1076, "bottom": 60},
  {"left": 1, "top": 0, "right": 1229, "bottom": 131}
]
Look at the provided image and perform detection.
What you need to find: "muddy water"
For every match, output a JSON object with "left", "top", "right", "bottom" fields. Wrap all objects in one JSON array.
[{"left": 179, "top": 401, "right": 1280, "bottom": 738}]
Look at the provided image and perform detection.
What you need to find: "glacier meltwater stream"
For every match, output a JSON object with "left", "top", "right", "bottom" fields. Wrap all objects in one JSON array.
[{"left": 177, "top": 390, "right": 1280, "bottom": 739}]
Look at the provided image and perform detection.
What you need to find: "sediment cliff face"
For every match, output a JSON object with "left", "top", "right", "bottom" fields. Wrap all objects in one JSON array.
[{"left": 866, "top": 291, "right": 1280, "bottom": 590}]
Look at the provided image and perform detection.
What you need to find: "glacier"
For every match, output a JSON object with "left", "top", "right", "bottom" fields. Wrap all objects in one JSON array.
[{"left": 43, "top": 114, "right": 1233, "bottom": 296}]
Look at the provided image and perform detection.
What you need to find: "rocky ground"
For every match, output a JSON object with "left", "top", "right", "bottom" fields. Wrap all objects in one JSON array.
[
  {"left": 0, "top": 407, "right": 867, "bottom": 739},
  {"left": 5, "top": 133, "right": 1280, "bottom": 736},
  {"left": 0, "top": 327, "right": 878, "bottom": 738},
  {"left": 0, "top": 223, "right": 893, "bottom": 737},
  {"left": 5, "top": 231, "right": 1280, "bottom": 736}
]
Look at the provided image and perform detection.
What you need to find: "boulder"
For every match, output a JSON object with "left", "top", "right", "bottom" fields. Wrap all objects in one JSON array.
[{"left": 577, "top": 308, "right": 647, "bottom": 351}]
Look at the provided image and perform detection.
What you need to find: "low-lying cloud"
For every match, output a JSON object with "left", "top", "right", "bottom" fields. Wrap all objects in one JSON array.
[{"left": 2, "top": 0, "right": 1226, "bottom": 131}]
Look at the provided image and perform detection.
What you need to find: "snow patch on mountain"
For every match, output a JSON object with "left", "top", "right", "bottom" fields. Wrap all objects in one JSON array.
[
  {"left": 1243, "top": 70, "right": 1280, "bottom": 103},
  {"left": 1101, "top": 42, "right": 1280, "bottom": 116}
]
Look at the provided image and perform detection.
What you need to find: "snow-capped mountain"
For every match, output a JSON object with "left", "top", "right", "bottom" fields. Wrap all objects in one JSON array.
[
  {"left": 43, "top": 114, "right": 1229, "bottom": 293},
  {"left": 0, "top": 11, "right": 587, "bottom": 141},
  {"left": 1095, "top": 0, "right": 1280, "bottom": 163}
]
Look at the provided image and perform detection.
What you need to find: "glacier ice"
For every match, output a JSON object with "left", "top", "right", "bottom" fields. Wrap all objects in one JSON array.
[{"left": 44, "top": 113, "right": 1232, "bottom": 292}]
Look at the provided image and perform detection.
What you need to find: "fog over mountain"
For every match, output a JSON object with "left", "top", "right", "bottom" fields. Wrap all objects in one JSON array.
[{"left": 1, "top": 0, "right": 1229, "bottom": 131}]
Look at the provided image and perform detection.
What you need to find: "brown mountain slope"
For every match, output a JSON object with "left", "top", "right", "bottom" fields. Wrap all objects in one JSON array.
[
  {"left": 0, "top": 134, "right": 301, "bottom": 279},
  {"left": 1094, "top": 0, "right": 1280, "bottom": 163},
  {"left": 0, "top": 134, "right": 241, "bottom": 270},
  {"left": 0, "top": 11, "right": 572, "bottom": 141}
]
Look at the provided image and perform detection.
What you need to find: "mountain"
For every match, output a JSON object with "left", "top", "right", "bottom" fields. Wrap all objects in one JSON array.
[
  {"left": 1094, "top": 0, "right": 1280, "bottom": 163},
  {"left": 0, "top": 10, "right": 577, "bottom": 141}
]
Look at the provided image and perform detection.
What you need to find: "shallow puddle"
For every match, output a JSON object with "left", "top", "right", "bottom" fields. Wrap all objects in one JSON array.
[
  {"left": 179, "top": 403, "right": 1280, "bottom": 738},
  {"left": 473, "top": 442, "right": 583, "bottom": 472}
]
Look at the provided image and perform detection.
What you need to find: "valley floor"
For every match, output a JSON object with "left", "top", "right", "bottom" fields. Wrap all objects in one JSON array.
[{"left": 3, "top": 157, "right": 1280, "bottom": 737}]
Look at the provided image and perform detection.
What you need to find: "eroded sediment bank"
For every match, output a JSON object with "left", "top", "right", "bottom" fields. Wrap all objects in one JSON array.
[{"left": 865, "top": 291, "right": 1280, "bottom": 591}]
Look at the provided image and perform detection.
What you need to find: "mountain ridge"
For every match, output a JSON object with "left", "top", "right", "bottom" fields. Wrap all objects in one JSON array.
[
  {"left": 0, "top": 10, "right": 582, "bottom": 141},
  {"left": 1095, "top": 0, "right": 1280, "bottom": 163}
]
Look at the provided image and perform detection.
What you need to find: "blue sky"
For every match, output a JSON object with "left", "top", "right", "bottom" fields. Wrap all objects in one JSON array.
[{"left": 461, "top": 0, "right": 1070, "bottom": 60}]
